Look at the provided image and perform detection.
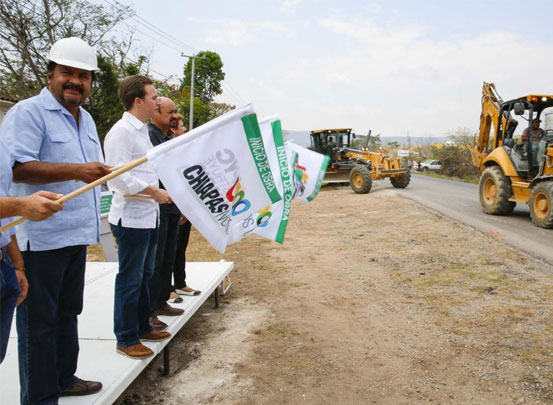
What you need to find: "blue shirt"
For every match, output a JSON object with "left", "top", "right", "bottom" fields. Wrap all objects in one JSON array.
[
  {"left": 0, "top": 88, "right": 103, "bottom": 251},
  {"left": 0, "top": 138, "right": 15, "bottom": 249}
]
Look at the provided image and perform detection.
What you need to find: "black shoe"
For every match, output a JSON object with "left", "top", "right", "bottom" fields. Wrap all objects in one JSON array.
[{"left": 60, "top": 378, "right": 102, "bottom": 396}]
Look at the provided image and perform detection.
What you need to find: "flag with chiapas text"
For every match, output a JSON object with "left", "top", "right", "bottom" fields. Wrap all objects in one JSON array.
[{"left": 147, "top": 104, "right": 281, "bottom": 253}]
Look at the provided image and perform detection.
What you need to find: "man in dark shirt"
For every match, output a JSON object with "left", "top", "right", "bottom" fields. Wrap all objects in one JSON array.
[
  {"left": 522, "top": 118, "right": 546, "bottom": 165},
  {"left": 148, "top": 97, "right": 183, "bottom": 329},
  {"left": 522, "top": 118, "right": 546, "bottom": 142}
]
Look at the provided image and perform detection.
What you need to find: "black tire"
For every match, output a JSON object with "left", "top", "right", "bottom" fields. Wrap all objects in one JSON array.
[
  {"left": 422, "top": 167, "right": 428, "bottom": 172},
  {"left": 478, "top": 166, "right": 515, "bottom": 215},
  {"left": 529, "top": 182, "right": 553, "bottom": 228},
  {"left": 390, "top": 168, "right": 411, "bottom": 189},
  {"left": 349, "top": 166, "right": 372, "bottom": 194}
]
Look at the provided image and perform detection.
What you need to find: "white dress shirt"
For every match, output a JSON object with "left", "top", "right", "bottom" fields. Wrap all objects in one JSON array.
[{"left": 104, "top": 112, "right": 159, "bottom": 229}]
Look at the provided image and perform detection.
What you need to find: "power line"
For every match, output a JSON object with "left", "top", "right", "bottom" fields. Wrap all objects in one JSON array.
[
  {"left": 220, "top": 84, "right": 244, "bottom": 106},
  {"left": 99, "top": 0, "right": 250, "bottom": 107},
  {"left": 118, "top": 20, "right": 185, "bottom": 55},
  {"left": 100, "top": 0, "right": 198, "bottom": 54},
  {"left": 221, "top": 81, "right": 247, "bottom": 106},
  {"left": 124, "top": 56, "right": 174, "bottom": 81},
  {"left": 20, "top": 0, "right": 248, "bottom": 105}
]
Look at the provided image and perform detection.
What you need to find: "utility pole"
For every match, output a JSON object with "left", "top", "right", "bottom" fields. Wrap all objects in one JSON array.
[{"left": 181, "top": 53, "right": 205, "bottom": 130}]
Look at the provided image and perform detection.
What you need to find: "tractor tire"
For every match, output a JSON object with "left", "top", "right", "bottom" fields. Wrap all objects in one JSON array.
[
  {"left": 478, "top": 166, "right": 516, "bottom": 215},
  {"left": 349, "top": 166, "right": 372, "bottom": 194},
  {"left": 390, "top": 168, "right": 411, "bottom": 189},
  {"left": 529, "top": 182, "right": 553, "bottom": 228}
]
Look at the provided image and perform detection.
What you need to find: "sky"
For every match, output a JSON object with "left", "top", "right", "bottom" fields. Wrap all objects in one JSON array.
[{"left": 97, "top": 0, "right": 553, "bottom": 138}]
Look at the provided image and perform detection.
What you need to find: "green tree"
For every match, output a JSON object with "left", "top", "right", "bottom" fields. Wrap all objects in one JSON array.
[
  {"left": 367, "top": 133, "right": 382, "bottom": 150},
  {"left": 352, "top": 135, "right": 367, "bottom": 149},
  {"left": 209, "top": 102, "right": 235, "bottom": 119},
  {"left": 155, "top": 80, "right": 235, "bottom": 129},
  {"left": 435, "top": 127, "right": 479, "bottom": 179},
  {"left": 448, "top": 127, "right": 478, "bottom": 148},
  {"left": 181, "top": 51, "right": 225, "bottom": 104},
  {"left": 436, "top": 145, "right": 479, "bottom": 179},
  {"left": 85, "top": 55, "right": 125, "bottom": 142},
  {"left": 0, "top": 0, "right": 132, "bottom": 99}
]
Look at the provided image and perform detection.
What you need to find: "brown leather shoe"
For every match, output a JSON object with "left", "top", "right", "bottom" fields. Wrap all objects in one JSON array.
[
  {"left": 153, "top": 303, "right": 184, "bottom": 316},
  {"left": 140, "top": 330, "right": 171, "bottom": 341},
  {"left": 150, "top": 315, "right": 168, "bottom": 331},
  {"left": 116, "top": 343, "right": 154, "bottom": 359},
  {"left": 60, "top": 378, "right": 102, "bottom": 396}
]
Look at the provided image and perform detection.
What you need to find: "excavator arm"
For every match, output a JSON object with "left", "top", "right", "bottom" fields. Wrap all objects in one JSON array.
[
  {"left": 472, "top": 82, "right": 519, "bottom": 170},
  {"left": 471, "top": 82, "right": 502, "bottom": 170}
]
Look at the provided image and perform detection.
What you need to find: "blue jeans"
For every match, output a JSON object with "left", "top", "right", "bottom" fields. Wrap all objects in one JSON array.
[
  {"left": 110, "top": 222, "right": 157, "bottom": 347},
  {"left": 149, "top": 212, "right": 180, "bottom": 310},
  {"left": 17, "top": 245, "right": 87, "bottom": 405},
  {"left": 0, "top": 251, "right": 19, "bottom": 364}
]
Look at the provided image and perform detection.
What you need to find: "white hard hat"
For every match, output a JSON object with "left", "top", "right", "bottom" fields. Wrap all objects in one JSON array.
[{"left": 46, "top": 37, "right": 99, "bottom": 72}]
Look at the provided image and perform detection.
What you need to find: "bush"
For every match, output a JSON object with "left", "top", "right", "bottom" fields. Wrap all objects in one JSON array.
[{"left": 436, "top": 146, "right": 479, "bottom": 179}]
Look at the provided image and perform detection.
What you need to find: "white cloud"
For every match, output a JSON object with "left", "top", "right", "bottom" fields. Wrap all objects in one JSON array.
[
  {"left": 192, "top": 8, "right": 553, "bottom": 137},
  {"left": 281, "top": 0, "right": 302, "bottom": 10},
  {"left": 306, "top": 14, "right": 553, "bottom": 136},
  {"left": 195, "top": 18, "right": 290, "bottom": 47}
]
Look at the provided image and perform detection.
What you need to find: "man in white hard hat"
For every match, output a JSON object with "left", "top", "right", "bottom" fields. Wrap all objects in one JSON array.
[{"left": 0, "top": 37, "right": 110, "bottom": 403}]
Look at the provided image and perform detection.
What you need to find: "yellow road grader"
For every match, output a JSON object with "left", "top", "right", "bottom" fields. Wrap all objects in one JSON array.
[
  {"left": 471, "top": 82, "right": 553, "bottom": 227},
  {"left": 309, "top": 128, "right": 410, "bottom": 193}
]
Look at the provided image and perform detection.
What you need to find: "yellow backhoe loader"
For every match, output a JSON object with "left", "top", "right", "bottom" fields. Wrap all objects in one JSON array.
[
  {"left": 309, "top": 128, "right": 410, "bottom": 194},
  {"left": 471, "top": 82, "right": 553, "bottom": 227}
]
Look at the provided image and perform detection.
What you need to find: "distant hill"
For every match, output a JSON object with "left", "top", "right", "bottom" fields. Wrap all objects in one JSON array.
[
  {"left": 378, "top": 136, "right": 450, "bottom": 146},
  {"left": 283, "top": 130, "right": 450, "bottom": 147}
]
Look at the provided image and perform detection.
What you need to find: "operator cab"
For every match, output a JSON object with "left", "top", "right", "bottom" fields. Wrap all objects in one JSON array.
[
  {"left": 310, "top": 128, "right": 353, "bottom": 161},
  {"left": 497, "top": 95, "right": 553, "bottom": 179}
]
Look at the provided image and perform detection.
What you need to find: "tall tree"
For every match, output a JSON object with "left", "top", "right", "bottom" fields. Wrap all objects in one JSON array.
[
  {"left": 0, "top": 0, "right": 133, "bottom": 100},
  {"left": 156, "top": 80, "right": 235, "bottom": 129},
  {"left": 368, "top": 133, "right": 382, "bottom": 150},
  {"left": 181, "top": 51, "right": 225, "bottom": 104},
  {"left": 85, "top": 55, "right": 125, "bottom": 142},
  {"left": 448, "top": 127, "right": 478, "bottom": 148}
]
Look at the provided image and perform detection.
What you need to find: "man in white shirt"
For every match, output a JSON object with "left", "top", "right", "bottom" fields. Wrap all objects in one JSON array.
[{"left": 104, "top": 75, "right": 172, "bottom": 359}]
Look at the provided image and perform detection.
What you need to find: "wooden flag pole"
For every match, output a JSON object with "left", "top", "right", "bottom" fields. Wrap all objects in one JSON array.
[{"left": 0, "top": 156, "right": 149, "bottom": 233}]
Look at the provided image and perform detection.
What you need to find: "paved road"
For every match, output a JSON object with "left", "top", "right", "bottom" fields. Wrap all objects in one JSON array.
[{"left": 372, "top": 173, "right": 553, "bottom": 265}]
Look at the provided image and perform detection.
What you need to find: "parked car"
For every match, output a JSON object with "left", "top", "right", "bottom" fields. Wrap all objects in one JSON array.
[{"left": 419, "top": 160, "right": 442, "bottom": 172}]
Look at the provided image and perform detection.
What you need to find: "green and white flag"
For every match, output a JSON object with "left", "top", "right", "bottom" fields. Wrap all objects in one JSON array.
[
  {"left": 147, "top": 104, "right": 281, "bottom": 253},
  {"left": 286, "top": 142, "right": 330, "bottom": 202},
  {"left": 228, "top": 115, "right": 293, "bottom": 244}
]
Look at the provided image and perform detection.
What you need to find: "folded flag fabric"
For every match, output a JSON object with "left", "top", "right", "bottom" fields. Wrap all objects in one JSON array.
[
  {"left": 286, "top": 142, "right": 330, "bottom": 202},
  {"left": 147, "top": 104, "right": 281, "bottom": 253},
  {"left": 228, "top": 115, "right": 293, "bottom": 244}
]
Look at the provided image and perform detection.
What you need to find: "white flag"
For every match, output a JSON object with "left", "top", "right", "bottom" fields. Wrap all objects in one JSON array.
[
  {"left": 147, "top": 104, "right": 281, "bottom": 253},
  {"left": 228, "top": 116, "right": 293, "bottom": 244},
  {"left": 286, "top": 142, "right": 330, "bottom": 202}
]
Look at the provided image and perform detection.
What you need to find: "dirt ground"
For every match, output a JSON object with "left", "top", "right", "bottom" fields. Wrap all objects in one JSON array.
[{"left": 105, "top": 185, "right": 553, "bottom": 405}]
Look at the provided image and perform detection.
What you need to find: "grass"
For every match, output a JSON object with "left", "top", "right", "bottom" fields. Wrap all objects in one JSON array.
[{"left": 414, "top": 170, "right": 480, "bottom": 184}]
